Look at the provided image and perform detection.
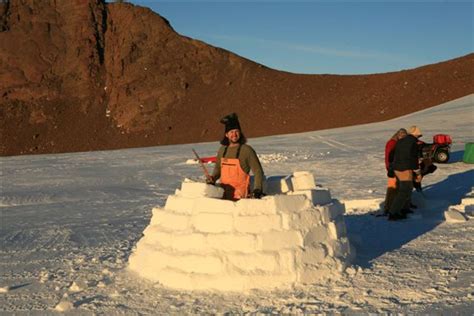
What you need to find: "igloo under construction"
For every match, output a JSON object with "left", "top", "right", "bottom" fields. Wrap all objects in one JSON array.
[{"left": 128, "top": 171, "right": 354, "bottom": 291}]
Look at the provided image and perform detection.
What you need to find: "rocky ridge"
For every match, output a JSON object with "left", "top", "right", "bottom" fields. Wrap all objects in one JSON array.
[{"left": 0, "top": 0, "right": 473, "bottom": 156}]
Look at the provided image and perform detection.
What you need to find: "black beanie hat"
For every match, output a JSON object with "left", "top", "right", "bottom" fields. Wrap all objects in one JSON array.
[{"left": 220, "top": 113, "right": 241, "bottom": 132}]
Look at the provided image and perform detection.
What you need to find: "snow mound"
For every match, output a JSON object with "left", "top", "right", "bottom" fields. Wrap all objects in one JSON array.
[
  {"left": 444, "top": 209, "right": 468, "bottom": 222},
  {"left": 128, "top": 172, "right": 354, "bottom": 291},
  {"left": 54, "top": 296, "right": 73, "bottom": 312},
  {"left": 342, "top": 199, "right": 383, "bottom": 215},
  {"left": 69, "top": 280, "right": 87, "bottom": 292},
  {"left": 257, "top": 153, "right": 289, "bottom": 163},
  {"left": 446, "top": 188, "right": 474, "bottom": 221}
]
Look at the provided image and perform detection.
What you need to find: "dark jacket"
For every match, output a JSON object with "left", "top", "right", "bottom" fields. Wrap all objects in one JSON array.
[{"left": 393, "top": 135, "right": 420, "bottom": 171}]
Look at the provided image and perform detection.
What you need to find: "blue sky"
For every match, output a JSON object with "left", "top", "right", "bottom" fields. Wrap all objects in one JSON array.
[{"left": 129, "top": 1, "right": 473, "bottom": 75}]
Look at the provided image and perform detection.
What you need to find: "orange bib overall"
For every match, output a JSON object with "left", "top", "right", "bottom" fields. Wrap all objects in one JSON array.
[{"left": 220, "top": 146, "right": 250, "bottom": 200}]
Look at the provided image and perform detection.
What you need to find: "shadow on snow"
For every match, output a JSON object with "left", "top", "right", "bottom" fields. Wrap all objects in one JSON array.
[
  {"left": 345, "top": 168, "right": 474, "bottom": 268},
  {"left": 448, "top": 150, "right": 464, "bottom": 163}
]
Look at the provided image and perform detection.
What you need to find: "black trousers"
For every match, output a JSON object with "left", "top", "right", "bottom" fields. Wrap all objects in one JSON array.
[
  {"left": 384, "top": 187, "right": 397, "bottom": 213},
  {"left": 389, "top": 180, "right": 413, "bottom": 215}
]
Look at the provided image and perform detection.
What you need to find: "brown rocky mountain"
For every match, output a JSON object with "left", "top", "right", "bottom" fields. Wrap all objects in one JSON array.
[{"left": 1, "top": 0, "right": 473, "bottom": 156}]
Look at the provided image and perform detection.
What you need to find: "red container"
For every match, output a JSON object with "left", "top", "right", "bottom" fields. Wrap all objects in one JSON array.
[
  {"left": 433, "top": 134, "right": 452, "bottom": 144},
  {"left": 200, "top": 156, "right": 217, "bottom": 163}
]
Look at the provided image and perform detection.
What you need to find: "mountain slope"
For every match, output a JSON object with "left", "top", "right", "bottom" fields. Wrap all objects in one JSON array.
[{"left": 0, "top": 0, "right": 473, "bottom": 156}]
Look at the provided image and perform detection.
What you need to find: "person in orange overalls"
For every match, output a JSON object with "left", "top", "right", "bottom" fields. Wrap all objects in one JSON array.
[{"left": 208, "top": 113, "right": 264, "bottom": 200}]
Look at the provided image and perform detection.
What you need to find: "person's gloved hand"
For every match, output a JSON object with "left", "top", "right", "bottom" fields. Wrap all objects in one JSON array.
[
  {"left": 252, "top": 189, "right": 264, "bottom": 199},
  {"left": 205, "top": 176, "right": 215, "bottom": 185},
  {"left": 415, "top": 174, "right": 422, "bottom": 183},
  {"left": 387, "top": 169, "right": 395, "bottom": 178}
]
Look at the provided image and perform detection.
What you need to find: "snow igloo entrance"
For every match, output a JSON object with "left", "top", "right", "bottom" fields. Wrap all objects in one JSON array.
[{"left": 128, "top": 171, "right": 354, "bottom": 291}]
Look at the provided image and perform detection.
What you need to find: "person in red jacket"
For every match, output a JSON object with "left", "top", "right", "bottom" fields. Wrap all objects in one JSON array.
[
  {"left": 383, "top": 128, "right": 407, "bottom": 214},
  {"left": 389, "top": 126, "right": 423, "bottom": 220}
]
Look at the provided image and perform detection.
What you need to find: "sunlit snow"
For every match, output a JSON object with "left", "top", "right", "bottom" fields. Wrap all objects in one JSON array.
[{"left": 1, "top": 95, "right": 473, "bottom": 313}]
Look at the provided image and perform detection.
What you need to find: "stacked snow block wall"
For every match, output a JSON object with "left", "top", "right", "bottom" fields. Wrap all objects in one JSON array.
[
  {"left": 445, "top": 187, "right": 474, "bottom": 222},
  {"left": 128, "top": 172, "right": 354, "bottom": 291}
]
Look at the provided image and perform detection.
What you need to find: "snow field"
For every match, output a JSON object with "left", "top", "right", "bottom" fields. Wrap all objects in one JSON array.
[{"left": 1, "top": 95, "right": 473, "bottom": 313}]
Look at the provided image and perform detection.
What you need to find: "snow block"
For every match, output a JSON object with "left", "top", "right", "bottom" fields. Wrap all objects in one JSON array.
[
  {"left": 176, "top": 273, "right": 296, "bottom": 291},
  {"left": 144, "top": 250, "right": 223, "bottom": 274},
  {"left": 270, "top": 194, "right": 312, "bottom": 213},
  {"left": 264, "top": 175, "right": 294, "bottom": 195},
  {"left": 259, "top": 231, "right": 303, "bottom": 251},
  {"left": 342, "top": 198, "right": 382, "bottom": 213},
  {"left": 206, "top": 234, "right": 258, "bottom": 253},
  {"left": 153, "top": 268, "right": 194, "bottom": 289},
  {"left": 149, "top": 208, "right": 190, "bottom": 231},
  {"left": 465, "top": 205, "right": 474, "bottom": 217},
  {"left": 461, "top": 197, "right": 474, "bottom": 206},
  {"left": 55, "top": 299, "right": 73, "bottom": 312},
  {"left": 303, "top": 226, "right": 331, "bottom": 245},
  {"left": 157, "top": 269, "right": 249, "bottom": 291},
  {"left": 164, "top": 195, "right": 194, "bottom": 214},
  {"left": 170, "top": 233, "right": 208, "bottom": 252},
  {"left": 128, "top": 247, "right": 167, "bottom": 280},
  {"left": 144, "top": 231, "right": 207, "bottom": 252},
  {"left": 277, "top": 250, "right": 296, "bottom": 273},
  {"left": 235, "top": 197, "right": 277, "bottom": 215},
  {"left": 192, "top": 213, "right": 234, "bottom": 233},
  {"left": 329, "top": 201, "right": 345, "bottom": 217},
  {"left": 180, "top": 181, "right": 224, "bottom": 198},
  {"left": 281, "top": 175, "right": 294, "bottom": 193},
  {"left": 285, "top": 210, "right": 322, "bottom": 232},
  {"left": 300, "top": 245, "right": 328, "bottom": 264},
  {"left": 326, "top": 238, "right": 351, "bottom": 259},
  {"left": 320, "top": 204, "right": 341, "bottom": 224},
  {"left": 444, "top": 209, "right": 468, "bottom": 222},
  {"left": 227, "top": 253, "right": 278, "bottom": 273},
  {"left": 289, "top": 188, "right": 332, "bottom": 206},
  {"left": 291, "top": 171, "right": 316, "bottom": 191},
  {"left": 129, "top": 175, "right": 352, "bottom": 291},
  {"left": 328, "top": 219, "right": 347, "bottom": 239},
  {"left": 449, "top": 191, "right": 474, "bottom": 217},
  {"left": 234, "top": 215, "right": 282, "bottom": 234},
  {"left": 193, "top": 197, "right": 236, "bottom": 214},
  {"left": 171, "top": 254, "right": 224, "bottom": 274}
]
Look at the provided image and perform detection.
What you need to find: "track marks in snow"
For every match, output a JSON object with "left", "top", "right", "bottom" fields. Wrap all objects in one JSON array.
[
  {"left": 316, "top": 135, "right": 361, "bottom": 152},
  {"left": 310, "top": 135, "right": 360, "bottom": 153},
  {"left": 1, "top": 228, "right": 74, "bottom": 252},
  {"left": 0, "top": 192, "right": 78, "bottom": 208}
]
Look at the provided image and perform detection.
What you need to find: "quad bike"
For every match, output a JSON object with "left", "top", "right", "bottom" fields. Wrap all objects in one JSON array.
[{"left": 419, "top": 134, "right": 452, "bottom": 163}]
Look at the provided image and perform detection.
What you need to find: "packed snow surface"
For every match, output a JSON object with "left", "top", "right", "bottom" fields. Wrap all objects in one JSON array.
[{"left": 1, "top": 95, "right": 473, "bottom": 313}]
